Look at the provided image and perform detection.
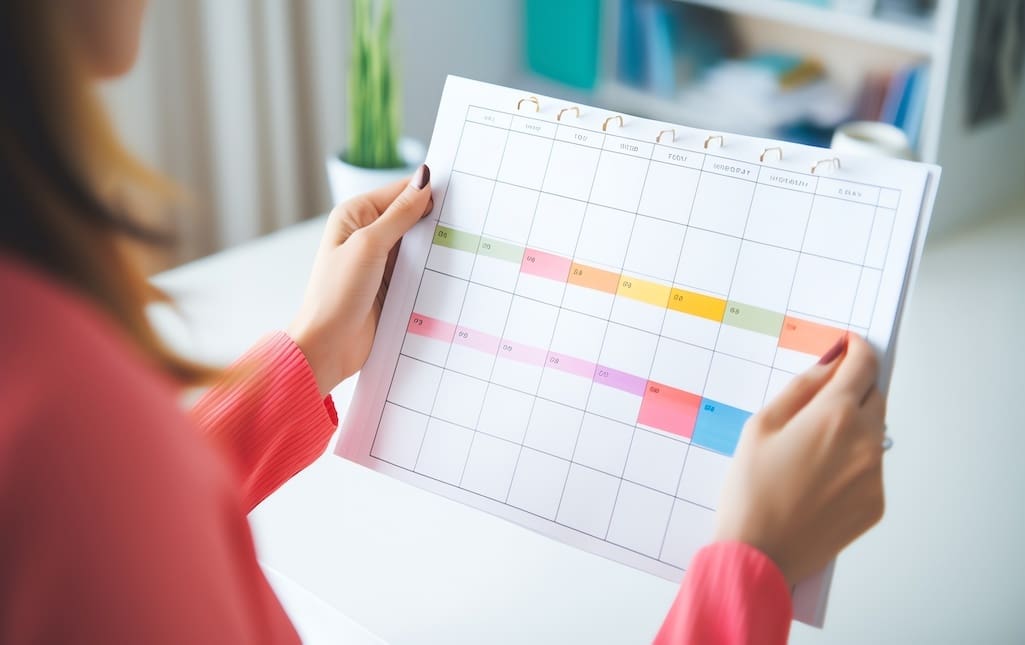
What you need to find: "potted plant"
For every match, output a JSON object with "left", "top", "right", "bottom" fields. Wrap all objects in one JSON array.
[{"left": 326, "top": 0, "right": 425, "bottom": 204}]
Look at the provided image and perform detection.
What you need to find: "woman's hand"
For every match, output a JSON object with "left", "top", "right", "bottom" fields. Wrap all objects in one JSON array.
[
  {"left": 715, "top": 334, "right": 886, "bottom": 585},
  {"left": 288, "top": 165, "right": 433, "bottom": 396}
]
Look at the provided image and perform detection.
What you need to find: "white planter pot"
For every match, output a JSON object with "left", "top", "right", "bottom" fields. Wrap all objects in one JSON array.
[{"left": 325, "top": 137, "right": 426, "bottom": 206}]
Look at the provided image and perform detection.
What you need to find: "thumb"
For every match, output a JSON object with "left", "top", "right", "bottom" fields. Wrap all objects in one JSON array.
[
  {"left": 757, "top": 334, "right": 847, "bottom": 429},
  {"left": 365, "top": 164, "right": 432, "bottom": 249}
]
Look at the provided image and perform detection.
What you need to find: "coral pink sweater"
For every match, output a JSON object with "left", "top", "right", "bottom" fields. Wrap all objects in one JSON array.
[{"left": 0, "top": 257, "right": 791, "bottom": 643}]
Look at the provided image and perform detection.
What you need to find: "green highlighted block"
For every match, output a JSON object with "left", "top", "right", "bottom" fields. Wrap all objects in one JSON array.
[
  {"left": 477, "top": 237, "right": 524, "bottom": 263},
  {"left": 433, "top": 225, "right": 479, "bottom": 253},
  {"left": 723, "top": 301, "right": 785, "bottom": 337}
]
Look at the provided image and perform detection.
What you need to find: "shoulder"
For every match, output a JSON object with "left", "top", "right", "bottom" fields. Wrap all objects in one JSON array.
[
  {"left": 0, "top": 258, "right": 294, "bottom": 643},
  {"left": 0, "top": 254, "right": 177, "bottom": 420},
  {"left": 0, "top": 254, "right": 231, "bottom": 501}
]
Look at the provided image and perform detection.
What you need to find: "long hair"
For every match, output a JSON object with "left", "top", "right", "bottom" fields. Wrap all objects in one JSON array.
[{"left": 0, "top": 3, "right": 212, "bottom": 385}]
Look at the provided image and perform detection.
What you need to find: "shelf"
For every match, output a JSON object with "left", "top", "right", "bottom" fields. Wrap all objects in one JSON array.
[
  {"left": 598, "top": 81, "right": 787, "bottom": 138},
  {"left": 675, "top": 0, "right": 936, "bottom": 55}
]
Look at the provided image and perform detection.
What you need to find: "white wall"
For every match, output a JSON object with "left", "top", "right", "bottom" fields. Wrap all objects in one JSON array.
[{"left": 102, "top": 0, "right": 522, "bottom": 261}]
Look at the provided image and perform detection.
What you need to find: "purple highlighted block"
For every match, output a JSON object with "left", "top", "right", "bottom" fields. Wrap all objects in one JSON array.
[{"left": 593, "top": 365, "right": 647, "bottom": 396}]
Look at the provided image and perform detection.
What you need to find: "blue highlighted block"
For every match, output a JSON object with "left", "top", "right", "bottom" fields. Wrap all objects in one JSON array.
[{"left": 692, "top": 399, "right": 752, "bottom": 457}]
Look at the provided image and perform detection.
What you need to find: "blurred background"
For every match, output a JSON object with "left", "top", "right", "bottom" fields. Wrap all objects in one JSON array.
[{"left": 102, "top": 0, "right": 1024, "bottom": 267}]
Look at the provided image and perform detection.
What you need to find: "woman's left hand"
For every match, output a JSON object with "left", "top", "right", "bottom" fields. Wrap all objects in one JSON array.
[{"left": 288, "top": 165, "right": 433, "bottom": 396}]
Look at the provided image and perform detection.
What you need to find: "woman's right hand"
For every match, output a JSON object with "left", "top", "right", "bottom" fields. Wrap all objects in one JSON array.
[{"left": 715, "top": 334, "right": 886, "bottom": 585}]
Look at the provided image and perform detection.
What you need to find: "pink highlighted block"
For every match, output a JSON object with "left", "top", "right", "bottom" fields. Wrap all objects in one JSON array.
[
  {"left": 407, "top": 312, "right": 456, "bottom": 343},
  {"left": 545, "top": 352, "right": 596, "bottom": 379},
  {"left": 452, "top": 326, "right": 501, "bottom": 354},
  {"left": 520, "top": 248, "right": 572, "bottom": 282},
  {"left": 497, "top": 339, "right": 548, "bottom": 366}
]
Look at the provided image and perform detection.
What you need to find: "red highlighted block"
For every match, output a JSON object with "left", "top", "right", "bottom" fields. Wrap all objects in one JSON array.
[
  {"left": 407, "top": 312, "right": 456, "bottom": 343},
  {"left": 778, "top": 315, "right": 846, "bottom": 357},
  {"left": 637, "top": 381, "right": 701, "bottom": 439}
]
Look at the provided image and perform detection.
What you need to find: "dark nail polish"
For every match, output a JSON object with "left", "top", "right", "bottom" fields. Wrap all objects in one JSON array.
[
  {"left": 818, "top": 334, "right": 847, "bottom": 365},
  {"left": 411, "top": 164, "right": 430, "bottom": 190}
]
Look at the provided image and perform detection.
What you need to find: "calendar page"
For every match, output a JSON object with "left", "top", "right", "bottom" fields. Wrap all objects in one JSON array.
[{"left": 338, "top": 76, "right": 938, "bottom": 626}]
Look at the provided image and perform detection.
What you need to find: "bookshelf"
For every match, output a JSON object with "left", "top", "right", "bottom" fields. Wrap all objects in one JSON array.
[
  {"left": 679, "top": 0, "right": 936, "bottom": 54},
  {"left": 523, "top": 0, "right": 1025, "bottom": 237}
]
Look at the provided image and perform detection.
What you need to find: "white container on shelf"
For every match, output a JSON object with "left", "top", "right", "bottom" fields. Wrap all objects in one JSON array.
[{"left": 325, "top": 137, "right": 426, "bottom": 206}]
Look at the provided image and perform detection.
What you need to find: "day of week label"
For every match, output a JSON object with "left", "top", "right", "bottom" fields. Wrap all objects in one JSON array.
[
  {"left": 511, "top": 115, "right": 556, "bottom": 138},
  {"left": 603, "top": 135, "right": 653, "bottom": 159},
  {"left": 653, "top": 144, "right": 704, "bottom": 169},
  {"left": 816, "top": 177, "right": 880, "bottom": 205},
  {"left": 466, "top": 106, "right": 512, "bottom": 129},
  {"left": 760, "top": 169, "right": 816, "bottom": 193},
  {"left": 555, "top": 124, "right": 604, "bottom": 149},
  {"left": 704, "top": 156, "right": 758, "bottom": 179}
]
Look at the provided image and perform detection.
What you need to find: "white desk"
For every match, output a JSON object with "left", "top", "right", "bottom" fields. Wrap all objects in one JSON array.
[{"left": 153, "top": 201, "right": 1025, "bottom": 644}]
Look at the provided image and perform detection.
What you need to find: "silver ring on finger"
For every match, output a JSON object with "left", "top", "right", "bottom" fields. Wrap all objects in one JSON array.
[{"left": 881, "top": 424, "right": 893, "bottom": 451}]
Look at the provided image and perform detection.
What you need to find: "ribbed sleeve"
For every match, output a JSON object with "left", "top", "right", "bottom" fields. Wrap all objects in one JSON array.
[
  {"left": 190, "top": 332, "right": 338, "bottom": 512},
  {"left": 653, "top": 542, "right": 792, "bottom": 645}
]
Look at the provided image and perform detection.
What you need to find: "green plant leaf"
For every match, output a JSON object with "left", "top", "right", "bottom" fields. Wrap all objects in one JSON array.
[{"left": 347, "top": 0, "right": 403, "bottom": 169}]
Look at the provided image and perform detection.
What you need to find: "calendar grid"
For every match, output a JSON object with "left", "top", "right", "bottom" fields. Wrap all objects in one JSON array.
[
  {"left": 447, "top": 168, "right": 891, "bottom": 274},
  {"left": 455, "top": 117, "right": 561, "bottom": 501},
  {"left": 606, "top": 166, "right": 701, "bottom": 549},
  {"left": 412, "top": 121, "right": 516, "bottom": 479},
  {"left": 504, "top": 114, "right": 633, "bottom": 517},
  {"left": 656, "top": 161, "right": 763, "bottom": 560},
  {"left": 373, "top": 101, "right": 904, "bottom": 576},
  {"left": 551, "top": 136, "right": 658, "bottom": 537}
]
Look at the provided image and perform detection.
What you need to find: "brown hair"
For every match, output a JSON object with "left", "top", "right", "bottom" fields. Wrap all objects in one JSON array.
[{"left": 0, "top": 3, "right": 211, "bottom": 384}]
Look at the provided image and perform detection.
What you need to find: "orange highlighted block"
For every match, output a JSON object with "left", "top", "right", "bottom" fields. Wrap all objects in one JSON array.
[
  {"left": 637, "top": 381, "right": 701, "bottom": 439},
  {"left": 778, "top": 315, "right": 846, "bottom": 356},
  {"left": 567, "top": 262, "right": 620, "bottom": 294},
  {"left": 668, "top": 288, "right": 726, "bottom": 322}
]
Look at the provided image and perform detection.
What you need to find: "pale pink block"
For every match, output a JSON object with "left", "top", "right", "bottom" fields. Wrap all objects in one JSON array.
[
  {"left": 452, "top": 326, "right": 501, "bottom": 354},
  {"left": 546, "top": 352, "right": 596, "bottom": 379},
  {"left": 407, "top": 312, "right": 456, "bottom": 343},
  {"left": 498, "top": 339, "right": 548, "bottom": 366},
  {"left": 520, "top": 248, "right": 572, "bottom": 282}
]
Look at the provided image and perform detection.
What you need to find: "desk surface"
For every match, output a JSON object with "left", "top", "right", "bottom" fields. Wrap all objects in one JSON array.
[{"left": 153, "top": 202, "right": 1025, "bottom": 644}]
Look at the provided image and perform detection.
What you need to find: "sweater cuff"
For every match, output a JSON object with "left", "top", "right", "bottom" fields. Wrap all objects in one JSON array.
[
  {"left": 654, "top": 541, "right": 792, "bottom": 645},
  {"left": 191, "top": 331, "right": 339, "bottom": 511},
  {"left": 251, "top": 331, "right": 338, "bottom": 430},
  {"left": 698, "top": 541, "right": 792, "bottom": 610}
]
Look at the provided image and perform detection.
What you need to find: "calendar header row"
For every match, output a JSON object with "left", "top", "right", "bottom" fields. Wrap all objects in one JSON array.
[{"left": 466, "top": 105, "right": 899, "bottom": 208}]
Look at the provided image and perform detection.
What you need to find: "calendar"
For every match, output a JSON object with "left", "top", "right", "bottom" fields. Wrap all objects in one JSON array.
[{"left": 338, "top": 77, "right": 938, "bottom": 625}]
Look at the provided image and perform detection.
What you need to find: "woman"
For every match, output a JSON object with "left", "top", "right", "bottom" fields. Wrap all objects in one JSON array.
[{"left": 0, "top": 2, "right": 886, "bottom": 643}]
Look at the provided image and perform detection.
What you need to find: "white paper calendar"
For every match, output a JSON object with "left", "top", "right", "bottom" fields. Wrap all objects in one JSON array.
[{"left": 338, "top": 76, "right": 939, "bottom": 626}]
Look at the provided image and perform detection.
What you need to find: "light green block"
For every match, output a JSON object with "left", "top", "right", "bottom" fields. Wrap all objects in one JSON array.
[
  {"left": 477, "top": 237, "right": 524, "bottom": 263},
  {"left": 723, "top": 301, "right": 785, "bottom": 337},
  {"left": 432, "top": 225, "right": 479, "bottom": 253}
]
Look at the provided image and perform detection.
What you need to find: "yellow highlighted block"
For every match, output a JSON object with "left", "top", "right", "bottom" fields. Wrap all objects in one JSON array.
[
  {"left": 668, "top": 288, "right": 727, "bottom": 322},
  {"left": 617, "top": 276, "right": 671, "bottom": 308}
]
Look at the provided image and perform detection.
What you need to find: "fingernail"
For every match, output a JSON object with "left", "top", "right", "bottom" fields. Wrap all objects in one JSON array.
[
  {"left": 410, "top": 164, "right": 430, "bottom": 190},
  {"left": 818, "top": 334, "right": 848, "bottom": 365}
]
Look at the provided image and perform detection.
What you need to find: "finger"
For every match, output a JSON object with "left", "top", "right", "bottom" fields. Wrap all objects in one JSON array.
[
  {"left": 824, "top": 334, "right": 879, "bottom": 402},
  {"left": 320, "top": 178, "right": 408, "bottom": 245},
  {"left": 383, "top": 240, "right": 400, "bottom": 289},
  {"left": 858, "top": 387, "right": 886, "bottom": 436},
  {"left": 757, "top": 335, "right": 845, "bottom": 428},
  {"left": 364, "top": 164, "right": 432, "bottom": 249},
  {"left": 353, "top": 177, "right": 410, "bottom": 213}
]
